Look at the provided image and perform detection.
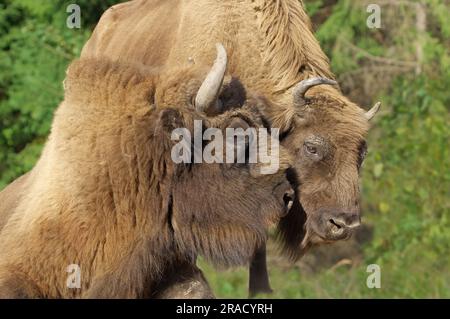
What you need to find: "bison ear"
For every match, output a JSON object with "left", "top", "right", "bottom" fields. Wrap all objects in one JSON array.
[
  {"left": 157, "top": 108, "right": 194, "bottom": 166},
  {"left": 158, "top": 108, "right": 185, "bottom": 134}
]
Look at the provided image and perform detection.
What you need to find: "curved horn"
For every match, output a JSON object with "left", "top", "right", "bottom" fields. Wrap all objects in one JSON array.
[
  {"left": 195, "top": 43, "right": 227, "bottom": 113},
  {"left": 365, "top": 102, "right": 381, "bottom": 121},
  {"left": 293, "top": 77, "right": 337, "bottom": 107}
]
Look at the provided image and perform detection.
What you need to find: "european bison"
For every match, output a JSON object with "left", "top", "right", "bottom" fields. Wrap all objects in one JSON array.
[
  {"left": 81, "top": 0, "right": 381, "bottom": 295},
  {"left": 0, "top": 56, "right": 295, "bottom": 298}
]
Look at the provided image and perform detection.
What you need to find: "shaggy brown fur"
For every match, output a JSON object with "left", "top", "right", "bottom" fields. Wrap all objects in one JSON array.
[
  {"left": 257, "top": 0, "right": 333, "bottom": 91},
  {"left": 81, "top": 0, "right": 333, "bottom": 94},
  {"left": 0, "top": 172, "right": 31, "bottom": 231},
  {"left": 0, "top": 58, "right": 294, "bottom": 298},
  {"left": 80, "top": 1, "right": 375, "bottom": 293},
  {"left": 81, "top": 0, "right": 372, "bottom": 246}
]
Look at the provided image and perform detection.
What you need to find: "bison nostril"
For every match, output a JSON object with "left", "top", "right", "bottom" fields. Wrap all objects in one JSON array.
[
  {"left": 328, "top": 216, "right": 361, "bottom": 231},
  {"left": 321, "top": 214, "right": 361, "bottom": 240},
  {"left": 329, "top": 218, "right": 344, "bottom": 229},
  {"left": 328, "top": 218, "right": 346, "bottom": 235}
]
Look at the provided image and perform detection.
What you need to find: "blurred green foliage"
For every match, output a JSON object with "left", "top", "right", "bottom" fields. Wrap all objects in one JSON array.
[
  {"left": 0, "top": 0, "right": 119, "bottom": 188},
  {"left": 0, "top": 0, "right": 448, "bottom": 298}
]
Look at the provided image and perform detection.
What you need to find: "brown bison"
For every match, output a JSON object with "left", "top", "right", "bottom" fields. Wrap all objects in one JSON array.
[
  {"left": 0, "top": 56, "right": 295, "bottom": 298},
  {"left": 81, "top": 0, "right": 381, "bottom": 295}
]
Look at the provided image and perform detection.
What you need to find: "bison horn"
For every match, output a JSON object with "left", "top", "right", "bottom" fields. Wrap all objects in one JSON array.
[
  {"left": 364, "top": 101, "right": 381, "bottom": 121},
  {"left": 195, "top": 43, "right": 227, "bottom": 113},
  {"left": 293, "top": 77, "right": 337, "bottom": 107}
]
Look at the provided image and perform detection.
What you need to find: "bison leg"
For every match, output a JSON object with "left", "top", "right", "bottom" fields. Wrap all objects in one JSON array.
[{"left": 248, "top": 242, "right": 273, "bottom": 297}]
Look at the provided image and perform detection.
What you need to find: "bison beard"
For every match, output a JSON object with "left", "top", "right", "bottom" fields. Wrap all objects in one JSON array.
[{"left": 0, "top": 58, "right": 294, "bottom": 298}]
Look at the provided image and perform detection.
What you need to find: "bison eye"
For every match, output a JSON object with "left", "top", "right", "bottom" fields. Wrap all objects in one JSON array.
[
  {"left": 303, "top": 135, "right": 328, "bottom": 161},
  {"left": 303, "top": 141, "right": 324, "bottom": 161},
  {"left": 305, "top": 144, "right": 317, "bottom": 154}
]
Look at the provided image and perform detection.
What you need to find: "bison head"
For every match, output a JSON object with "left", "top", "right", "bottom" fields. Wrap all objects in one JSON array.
[
  {"left": 150, "top": 46, "right": 295, "bottom": 267},
  {"left": 274, "top": 78, "right": 380, "bottom": 258},
  {"left": 155, "top": 105, "right": 294, "bottom": 268}
]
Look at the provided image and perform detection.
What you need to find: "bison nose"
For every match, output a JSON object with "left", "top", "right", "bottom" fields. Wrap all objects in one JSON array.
[
  {"left": 328, "top": 213, "right": 361, "bottom": 231},
  {"left": 326, "top": 213, "right": 361, "bottom": 238}
]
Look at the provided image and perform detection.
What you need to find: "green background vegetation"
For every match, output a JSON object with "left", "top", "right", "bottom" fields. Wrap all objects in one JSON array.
[{"left": 0, "top": 0, "right": 448, "bottom": 298}]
